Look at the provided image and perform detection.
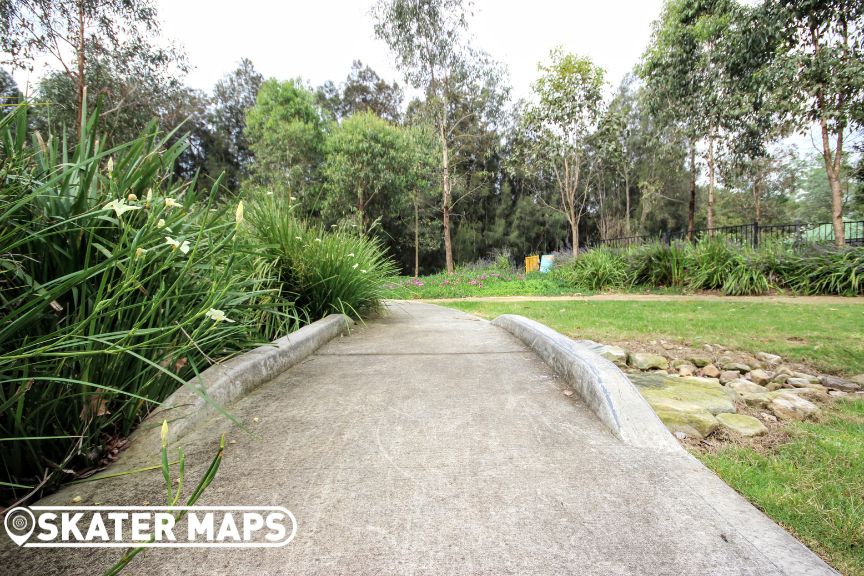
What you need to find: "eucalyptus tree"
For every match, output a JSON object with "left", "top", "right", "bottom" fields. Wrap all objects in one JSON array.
[
  {"left": 510, "top": 48, "right": 605, "bottom": 256},
  {"left": 640, "top": 0, "right": 746, "bottom": 235},
  {"left": 373, "top": 0, "right": 507, "bottom": 273},
  {"left": 0, "top": 0, "right": 184, "bottom": 136},
  {"left": 318, "top": 60, "right": 404, "bottom": 123},
  {"left": 244, "top": 79, "right": 328, "bottom": 204},
  {"left": 762, "top": 0, "right": 864, "bottom": 245}
]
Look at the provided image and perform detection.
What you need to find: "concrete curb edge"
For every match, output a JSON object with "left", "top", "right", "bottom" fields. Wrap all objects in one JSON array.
[
  {"left": 491, "top": 313, "right": 681, "bottom": 453},
  {"left": 140, "top": 313, "right": 354, "bottom": 442}
]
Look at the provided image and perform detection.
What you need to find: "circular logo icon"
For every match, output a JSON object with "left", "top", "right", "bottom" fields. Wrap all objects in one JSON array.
[{"left": 4, "top": 507, "right": 35, "bottom": 546}]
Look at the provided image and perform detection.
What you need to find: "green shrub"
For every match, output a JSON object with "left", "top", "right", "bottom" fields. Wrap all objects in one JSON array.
[
  {"left": 686, "top": 239, "right": 738, "bottom": 290},
  {"left": 777, "top": 246, "right": 864, "bottom": 296},
  {"left": 0, "top": 104, "right": 289, "bottom": 499},
  {"left": 244, "top": 193, "right": 397, "bottom": 320},
  {"left": 627, "top": 242, "right": 688, "bottom": 287},
  {"left": 721, "top": 256, "right": 771, "bottom": 295},
  {"left": 556, "top": 248, "right": 631, "bottom": 291}
]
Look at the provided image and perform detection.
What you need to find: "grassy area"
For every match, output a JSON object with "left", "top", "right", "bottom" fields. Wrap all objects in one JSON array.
[
  {"left": 445, "top": 299, "right": 864, "bottom": 375},
  {"left": 382, "top": 270, "right": 577, "bottom": 299},
  {"left": 699, "top": 400, "right": 864, "bottom": 576}
]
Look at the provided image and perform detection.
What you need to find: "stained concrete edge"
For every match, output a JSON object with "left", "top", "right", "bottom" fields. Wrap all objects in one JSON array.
[
  {"left": 492, "top": 312, "right": 837, "bottom": 575},
  {"left": 492, "top": 314, "right": 691, "bottom": 453},
  {"left": 135, "top": 313, "right": 354, "bottom": 444}
]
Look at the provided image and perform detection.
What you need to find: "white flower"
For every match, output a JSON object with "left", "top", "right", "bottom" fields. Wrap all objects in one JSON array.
[
  {"left": 104, "top": 198, "right": 141, "bottom": 218},
  {"left": 266, "top": 191, "right": 274, "bottom": 196},
  {"left": 314, "top": 238, "right": 321, "bottom": 243},
  {"left": 361, "top": 269, "right": 368, "bottom": 274},
  {"left": 146, "top": 189, "right": 153, "bottom": 202},
  {"left": 127, "top": 193, "right": 138, "bottom": 202},
  {"left": 165, "top": 236, "right": 190, "bottom": 254},
  {"left": 157, "top": 219, "right": 166, "bottom": 228},
  {"left": 294, "top": 236, "right": 302, "bottom": 240},
  {"left": 235, "top": 200, "right": 244, "bottom": 224},
  {"left": 330, "top": 224, "right": 337, "bottom": 228},
  {"left": 348, "top": 253, "right": 355, "bottom": 257},
  {"left": 135, "top": 247, "right": 147, "bottom": 258},
  {"left": 106, "top": 157, "right": 114, "bottom": 175},
  {"left": 204, "top": 308, "right": 235, "bottom": 323},
  {"left": 290, "top": 196, "right": 297, "bottom": 201},
  {"left": 164, "top": 197, "right": 181, "bottom": 208},
  {"left": 352, "top": 263, "right": 359, "bottom": 269}
]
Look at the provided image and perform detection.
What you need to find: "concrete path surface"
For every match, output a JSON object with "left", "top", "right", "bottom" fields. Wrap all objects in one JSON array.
[{"left": 3, "top": 302, "right": 835, "bottom": 575}]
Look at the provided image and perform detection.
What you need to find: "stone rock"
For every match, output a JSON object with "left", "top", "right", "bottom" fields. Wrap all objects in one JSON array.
[
  {"left": 677, "top": 364, "right": 697, "bottom": 377},
  {"left": 851, "top": 374, "right": 864, "bottom": 386},
  {"left": 771, "top": 374, "right": 789, "bottom": 385},
  {"left": 787, "top": 377, "right": 813, "bottom": 388},
  {"left": 716, "top": 413, "right": 768, "bottom": 437},
  {"left": 653, "top": 405, "right": 719, "bottom": 439},
  {"left": 765, "top": 381, "right": 784, "bottom": 392},
  {"left": 673, "top": 431, "right": 688, "bottom": 440},
  {"left": 756, "top": 352, "right": 782, "bottom": 364},
  {"left": 775, "top": 386, "right": 829, "bottom": 402},
  {"left": 642, "top": 382, "right": 737, "bottom": 416},
  {"left": 671, "top": 358, "right": 689, "bottom": 368},
  {"left": 828, "top": 390, "right": 848, "bottom": 398},
  {"left": 727, "top": 379, "right": 768, "bottom": 395},
  {"left": 598, "top": 345, "right": 628, "bottom": 366},
  {"left": 769, "top": 392, "right": 821, "bottom": 421},
  {"left": 740, "top": 393, "right": 772, "bottom": 409},
  {"left": 721, "top": 361, "right": 752, "bottom": 373},
  {"left": 793, "top": 372, "right": 820, "bottom": 384},
  {"left": 628, "top": 352, "right": 669, "bottom": 370},
  {"left": 819, "top": 375, "right": 861, "bottom": 392},
  {"left": 748, "top": 369, "right": 773, "bottom": 386},
  {"left": 760, "top": 411, "right": 778, "bottom": 423},
  {"left": 701, "top": 364, "right": 721, "bottom": 378},
  {"left": 775, "top": 366, "right": 794, "bottom": 377},
  {"left": 719, "top": 370, "right": 740, "bottom": 384},
  {"left": 687, "top": 355, "right": 712, "bottom": 368}
]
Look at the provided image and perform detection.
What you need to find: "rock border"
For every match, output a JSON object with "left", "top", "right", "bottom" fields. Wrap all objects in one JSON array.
[
  {"left": 491, "top": 314, "right": 681, "bottom": 453},
  {"left": 138, "top": 313, "right": 353, "bottom": 443}
]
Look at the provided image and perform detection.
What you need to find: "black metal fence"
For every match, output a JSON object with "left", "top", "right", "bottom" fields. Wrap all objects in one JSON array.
[{"left": 594, "top": 220, "right": 864, "bottom": 250}]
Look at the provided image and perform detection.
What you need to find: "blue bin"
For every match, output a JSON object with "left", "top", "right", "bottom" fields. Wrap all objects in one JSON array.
[{"left": 539, "top": 254, "right": 555, "bottom": 273}]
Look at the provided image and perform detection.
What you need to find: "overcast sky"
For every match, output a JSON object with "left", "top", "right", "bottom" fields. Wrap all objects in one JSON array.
[{"left": 154, "top": 0, "right": 666, "bottom": 98}]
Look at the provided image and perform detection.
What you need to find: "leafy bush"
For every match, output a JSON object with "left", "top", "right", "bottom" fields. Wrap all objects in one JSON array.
[
  {"left": 555, "top": 248, "right": 631, "bottom": 290},
  {"left": 627, "top": 242, "right": 688, "bottom": 287},
  {"left": 0, "top": 105, "right": 288, "bottom": 499},
  {"left": 244, "top": 193, "right": 397, "bottom": 320},
  {"left": 686, "top": 239, "right": 738, "bottom": 290}
]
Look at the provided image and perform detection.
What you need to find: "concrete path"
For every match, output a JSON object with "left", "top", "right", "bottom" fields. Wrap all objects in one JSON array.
[{"left": 4, "top": 302, "right": 835, "bottom": 575}]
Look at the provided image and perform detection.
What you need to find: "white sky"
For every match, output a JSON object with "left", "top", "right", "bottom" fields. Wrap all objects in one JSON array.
[{"left": 154, "top": 0, "right": 666, "bottom": 99}]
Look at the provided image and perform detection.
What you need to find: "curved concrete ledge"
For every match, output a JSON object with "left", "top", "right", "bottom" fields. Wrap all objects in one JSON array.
[
  {"left": 491, "top": 314, "right": 681, "bottom": 452},
  {"left": 141, "top": 313, "right": 353, "bottom": 442}
]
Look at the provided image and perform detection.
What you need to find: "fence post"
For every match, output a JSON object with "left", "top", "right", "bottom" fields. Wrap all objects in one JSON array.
[{"left": 753, "top": 221, "right": 759, "bottom": 249}]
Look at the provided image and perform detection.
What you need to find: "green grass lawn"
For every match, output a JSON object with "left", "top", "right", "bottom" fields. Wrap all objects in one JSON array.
[
  {"left": 445, "top": 297, "right": 864, "bottom": 574},
  {"left": 700, "top": 400, "right": 864, "bottom": 576},
  {"left": 444, "top": 299, "right": 864, "bottom": 376},
  {"left": 382, "top": 270, "right": 576, "bottom": 299}
]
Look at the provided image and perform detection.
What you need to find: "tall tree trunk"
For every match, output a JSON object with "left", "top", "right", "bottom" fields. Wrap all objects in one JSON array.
[
  {"left": 357, "top": 185, "right": 365, "bottom": 233},
  {"left": 707, "top": 135, "right": 716, "bottom": 231},
  {"left": 76, "top": 0, "right": 86, "bottom": 138},
  {"left": 571, "top": 212, "right": 579, "bottom": 257},
  {"left": 439, "top": 121, "right": 454, "bottom": 274},
  {"left": 687, "top": 142, "right": 696, "bottom": 241},
  {"left": 819, "top": 117, "right": 845, "bottom": 247},
  {"left": 414, "top": 188, "right": 419, "bottom": 278},
  {"left": 753, "top": 163, "right": 762, "bottom": 226},
  {"left": 624, "top": 172, "right": 631, "bottom": 236}
]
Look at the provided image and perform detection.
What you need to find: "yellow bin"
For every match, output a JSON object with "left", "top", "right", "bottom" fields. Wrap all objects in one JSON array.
[{"left": 524, "top": 255, "right": 540, "bottom": 273}]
